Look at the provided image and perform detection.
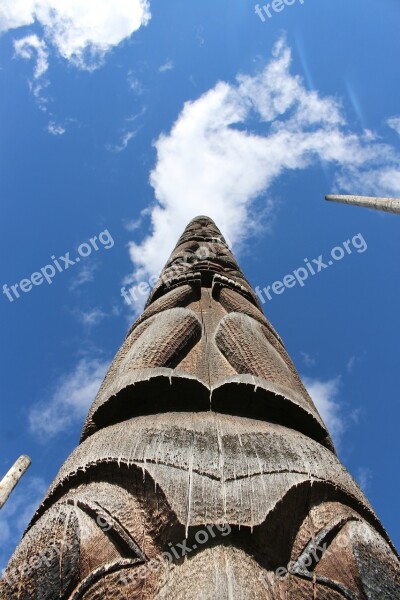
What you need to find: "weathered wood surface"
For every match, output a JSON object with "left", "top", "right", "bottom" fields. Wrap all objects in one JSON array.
[
  {"left": 82, "top": 289, "right": 331, "bottom": 448},
  {"left": 325, "top": 194, "right": 400, "bottom": 214},
  {"left": 1, "top": 216, "right": 398, "bottom": 599},
  {"left": 0, "top": 455, "right": 31, "bottom": 510}
]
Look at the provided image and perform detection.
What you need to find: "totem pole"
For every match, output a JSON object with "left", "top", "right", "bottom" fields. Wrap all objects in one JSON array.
[{"left": 1, "top": 216, "right": 398, "bottom": 599}]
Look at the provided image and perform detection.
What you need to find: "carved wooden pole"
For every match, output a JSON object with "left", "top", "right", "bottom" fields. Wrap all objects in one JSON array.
[
  {"left": 1, "top": 216, "right": 398, "bottom": 598},
  {"left": 0, "top": 456, "right": 31, "bottom": 510},
  {"left": 326, "top": 194, "right": 400, "bottom": 214}
]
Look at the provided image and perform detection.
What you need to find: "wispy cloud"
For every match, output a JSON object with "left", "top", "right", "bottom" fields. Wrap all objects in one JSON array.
[
  {"left": 301, "top": 351, "right": 316, "bottom": 367},
  {"left": 127, "top": 73, "right": 144, "bottom": 95},
  {"left": 126, "top": 37, "right": 400, "bottom": 289},
  {"left": 196, "top": 27, "right": 205, "bottom": 46},
  {"left": 159, "top": 59, "right": 174, "bottom": 73},
  {"left": 347, "top": 355, "right": 356, "bottom": 373},
  {"left": 47, "top": 121, "right": 66, "bottom": 135},
  {"left": 303, "top": 376, "right": 345, "bottom": 447},
  {"left": 106, "top": 108, "right": 146, "bottom": 152},
  {"left": 69, "top": 261, "right": 98, "bottom": 291},
  {"left": 0, "top": 475, "right": 47, "bottom": 573},
  {"left": 29, "top": 358, "right": 108, "bottom": 440},
  {"left": 107, "top": 129, "right": 137, "bottom": 153},
  {"left": 13, "top": 34, "right": 49, "bottom": 106},
  {"left": 75, "top": 308, "right": 108, "bottom": 327},
  {"left": 13, "top": 34, "right": 48, "bottom": 78},
  {"left": 387, "top": 116, "right": 400, "bottom": 136},
  {"left": 3, "top": 0, "right": 151, "bottom": 70},
  {"left": 356, "top": 467, "right": 373, "bottom": 492},
  {"left": 123, "top": 217, "right": 142, "bottom": 232},
  {"left": 122, "top": 205, "right": 152, "bottom": 236}
]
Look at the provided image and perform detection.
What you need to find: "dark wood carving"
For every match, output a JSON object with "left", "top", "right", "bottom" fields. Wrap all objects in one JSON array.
[{"left": 2, "top": 216, "right": 398, "bottom": 599}]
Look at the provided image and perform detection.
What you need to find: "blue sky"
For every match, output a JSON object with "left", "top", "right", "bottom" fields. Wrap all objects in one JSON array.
[{"left": 1, "top": 0, "right": 399, "bottom": 571}]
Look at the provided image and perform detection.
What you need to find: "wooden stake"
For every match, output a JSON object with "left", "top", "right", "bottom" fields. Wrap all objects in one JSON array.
[
  {"left": 0, "top": 455, "right": 31, "bottom": 510},
  {"left": 325, "top": 194, "right": 400, "bottom": 214}
]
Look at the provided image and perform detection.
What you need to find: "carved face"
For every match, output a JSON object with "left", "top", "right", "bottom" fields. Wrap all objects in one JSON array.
[
  {"left": 2, "top": 414, "right": 399, "bottom": 598},
  {"left": 2, "top": 218, "right": 398, "bottom": 599}
]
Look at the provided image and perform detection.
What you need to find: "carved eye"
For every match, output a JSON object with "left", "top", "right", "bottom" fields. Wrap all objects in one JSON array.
[
  {"left": 59, "top": 497, "right": 148, "bottom": 598},
  {"left": 66, "top": 498, "right": 146, "bottom": 562},
  {"left": 287, "top": 516, "right": 360, "bottom": 599},
  {"left": 287, "top": 514, "right": 399, "bottom": 600}
]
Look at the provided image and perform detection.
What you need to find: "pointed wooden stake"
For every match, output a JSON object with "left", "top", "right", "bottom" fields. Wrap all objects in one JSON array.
[
  {"left": 0, "top": 456, "right": 31, "bottom": 510},
  {"left": 325, "top": 194, "right": 400, "bottom": 214}
]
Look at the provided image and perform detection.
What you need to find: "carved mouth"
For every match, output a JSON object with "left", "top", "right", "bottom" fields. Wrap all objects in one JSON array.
[
  {"left": 191, "top": 260, "right": 225, "bottom": 272},
  {"left": 161, "top": 261, "right": 227, "bottom": 288}
]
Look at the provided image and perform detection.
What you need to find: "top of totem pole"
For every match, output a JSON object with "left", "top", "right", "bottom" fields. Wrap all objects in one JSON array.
[
  {"left": 79, "top": 215, "right": 335, "bottom": 453},
  {"left": 145, "top": 215, "right": 262, "bottom": 310}
]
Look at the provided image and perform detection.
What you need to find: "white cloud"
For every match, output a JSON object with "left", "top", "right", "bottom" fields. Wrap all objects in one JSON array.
[
  {"left": 0, "top": 0, "right": 36, "bottom": 33},
  {"left": 76, "top": 308, "right": 107, "bottom": 327},
  {"left": 128, "top": 73, "right": 144, "bottom": 95},
  {"left": 301, "top": 351, "right": 316, "bottom": 367},
  {"left": 159, "top": 59, "right": 174, "bottom": 73},
  {"left": 69, "top": 261, "right": 98, "bottom": 291},
  {"left": 47, "top": 120, "right": 66, "bottom": 135},
  {"left": 13, "top": 34, "right": 49, "bottom": 107},
  {"left": 107, "top": 108, "right": 145, "bottom": 152},
  {"left": 29, "top": 358, "right": 108, "bottom": 439},
  {"left": 107, "top": 129, "right": 137, "bottom": 153},
  {"left": 196, "top": 27, "right": 205, "bottom": 46},
  {"left": 303, "top": 377, "right": 345, "bottom": 447},
  {"left": 0, "top": 475, "right": 47, "bottom": 572},
  {"left": 335, "top": 165, "right": 400, "bottom": 199},
  {"left": 127, "top": 38, "right": 400, "bottom": 288},
  {"left": 3, "top": 0, "right": 151, "bottom": 70},
  {"left": 356, "top": 467, "right": 373, "bottom": 492},
  {"left": 387, "top": 116, "right": 400, "bottom": 136},
  {"left": 124, "top": 217, "right": 143, "bottom": 232},
  {"left": 347, "top": 355, "right": 356, "bottom": 373},
  {"left": 13, "top": 34, "right": 48, "bottom": 78}
]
